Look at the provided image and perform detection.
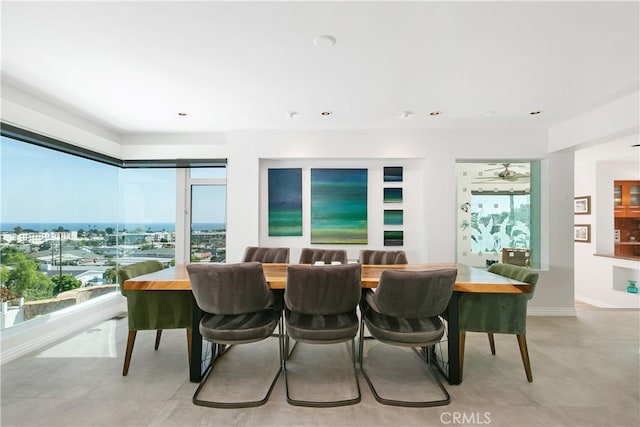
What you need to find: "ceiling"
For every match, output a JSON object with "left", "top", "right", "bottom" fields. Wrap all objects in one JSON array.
[{"left": 1, "top": 1, "right": 639, "bottom": 136}]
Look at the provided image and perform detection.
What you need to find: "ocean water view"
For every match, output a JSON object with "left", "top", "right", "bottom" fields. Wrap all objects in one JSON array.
[{"left": 1, "top": 222, "right": 226, "bottom": 233}]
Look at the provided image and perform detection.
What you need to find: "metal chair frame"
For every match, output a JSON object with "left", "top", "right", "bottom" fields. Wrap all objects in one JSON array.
[
  {"left": 358, "top": 318, "right": 450, "bottom": 407},
  {"left": 283, "top": 333, "right": 361, "bottom": 408},
  {"left": 193, "top": 316, "right": 284, "bottom": 409}
]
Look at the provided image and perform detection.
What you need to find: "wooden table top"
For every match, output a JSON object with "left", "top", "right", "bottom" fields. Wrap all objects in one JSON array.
[{"left": 124, "top": 263, "right": 531, "bottom": 294}]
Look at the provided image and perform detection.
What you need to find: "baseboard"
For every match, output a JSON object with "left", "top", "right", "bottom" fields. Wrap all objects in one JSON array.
[
  {"left": 527, "top": 306, "right": 577, "bottom": 316},
  {"left": 574, "top": 295, "right": 622, "bottom": 309},
  {"left": 0, "top": 293, "right": 126, "bottom": 364}
]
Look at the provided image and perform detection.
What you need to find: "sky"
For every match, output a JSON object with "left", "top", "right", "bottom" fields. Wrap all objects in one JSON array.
[{"left": 0, "top": 136, "right": 225, "bottom": 224}]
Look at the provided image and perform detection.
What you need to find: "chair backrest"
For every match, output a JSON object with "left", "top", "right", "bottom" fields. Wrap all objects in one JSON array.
[
  {"left": 187, "top": 262, "right": 271, "bottom": 315},
  {"left": 488, "top": 263, "right": 539, "bottom": 300},
  {"left": 117, "top": 260, "right": 164, "bottom": 296},
  {"left": 242, "top": 246, "right": 290, "bottom": 263},
  {"left": 298, "top": 248, "right": 348, "bottom": 264},
  {"left": 359, "top": 250, "right": 408, "bottom": 265},
  {"left": 371, "top": 269, "right": 457, "bottom": 318},
  {"left": 285, "top": 264, "right": 361, "bottom": 315}
]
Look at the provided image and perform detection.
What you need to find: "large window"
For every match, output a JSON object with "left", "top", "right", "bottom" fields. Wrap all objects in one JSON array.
[
  {"left": 456, "top": 161, "right": 540, "bottom": 268},
  {"left": 189, "top": 168, "right": 227, "bottom": 262},
  {"left": 0, "top": 128, "right": 226, "bottom": 330}
]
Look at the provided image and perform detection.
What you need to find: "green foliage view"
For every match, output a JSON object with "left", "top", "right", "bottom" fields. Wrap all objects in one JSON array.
[
  {"left": 52, "top": 275, "right": 82, "bottom": 296},
  {"left": 1, "top": 246, "right": 54, "bottom": 301}
]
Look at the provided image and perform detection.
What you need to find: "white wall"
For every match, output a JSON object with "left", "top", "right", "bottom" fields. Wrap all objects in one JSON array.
[
  {"left": 574, "top": 158, "right": 640, "bottom": 308},
  {"left": 551, "top": 89, "right": 640, "bottom": 308}
]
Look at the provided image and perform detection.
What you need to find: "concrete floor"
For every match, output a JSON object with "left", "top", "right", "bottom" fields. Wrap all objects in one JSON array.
[{"left": 1, "top": 307, "right": 638, "bottom": 427}]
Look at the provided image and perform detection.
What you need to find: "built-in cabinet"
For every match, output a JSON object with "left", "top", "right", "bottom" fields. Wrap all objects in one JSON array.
[
  {"left": 614, "top": 181, "right": 640, "bottom": 217},
  {"left": 614, "top": 180, "right": 640, "bottom": 258}
]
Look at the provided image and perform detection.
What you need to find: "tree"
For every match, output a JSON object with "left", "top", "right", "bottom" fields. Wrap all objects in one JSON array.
[
  {"left": 40, "top": 241, "right": 52, "bottom": 251},
  {"left": 105, "top": 227, "right": 114, "bottom": 235},
  {"left": 52, "top": 275, "right": 82, "bottom": 296},
  {"left": 0, "top": 265, "right": 9, "bottom": 286},
  {"left": 1, "top": 246, "right": 23, "bottom": 264},
  {"left": 4, "top": 252, "right": 53, "bottom": 301},
  {"left": 13, "top": 226, "right": 22, "bottom": 235},
  {"left": 103, "top": 267, "right": 118, "bottom": 284}
]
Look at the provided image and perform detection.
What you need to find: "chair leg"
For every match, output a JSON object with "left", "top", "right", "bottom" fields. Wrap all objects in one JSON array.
[
  {"left": 122, "top": 330, "right": 137, "bottom": 376},
  {"left": 516, "top": 334, "right": 533, "bottom": 382},
  {"left": 359, "top": 341, "right": 450, "bottom": 407},
  {"left": 154, "top": 330, "right": 163, "bottom": 350},
  {"left": 488, "top": 332, "right": 496, "bottom": 355},
  {"left": 284, "top": 337, "right": 361, "bottom": 408},
  {"left": 186, "top": 328, "right": 192, "bottom": 369},
  {"left": 358, "top": 317, "right": 365, "bottom": 366},
  {"left": 192, "top": 322, "right": 283, "bottom": 408},
  {"left": 459, "top": 331, "right": 466, "bottom": 381}
]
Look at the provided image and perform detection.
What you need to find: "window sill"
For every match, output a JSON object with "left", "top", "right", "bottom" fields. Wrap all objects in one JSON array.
[{"left": 1, "top": 292, "right": 125, "bottom": 364}]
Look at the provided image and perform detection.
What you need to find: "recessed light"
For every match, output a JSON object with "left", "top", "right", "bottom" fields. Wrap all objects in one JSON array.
[
  {"left": 321, "top": 111, "right": 332, "bottom": 116},
  {"left": 313, "top": 35, "right": 337, "bottom": 48},
  {"left": 178, "top": 112, "right": 188, "bottom": 116},
  {"left": 529, "top": 110, "right": 542, "bottom": 115},
  {"left": 429, "top": 111, "right": 441, "bottom": 116},
  {"left": 400, "top": 111, "right": 414, "bottom": 119}
]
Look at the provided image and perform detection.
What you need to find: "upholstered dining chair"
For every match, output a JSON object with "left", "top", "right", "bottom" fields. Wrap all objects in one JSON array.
[
  {"left": 284, "top": 263, "right": 362, "bottom": 407},
  {"left": 117, "top": 260, "right": 192, "bottom": 376},
  {"left": 186, "top": 262, "right": 283, "bottom": 408},
  {"left": 242, "top": 246, "right": 290, "bottom": 263},
  {"left": 458, "top": 263, "right": 539, "bottom": 382},
  {"left": 359, "top": 268, "right": 456, "bottom": 407},
  {"left": 298, "top": 248, "right": 347, "bottom": 264},
  {"left": 359, "top": 249, "right": 408, "bottom": 265}
]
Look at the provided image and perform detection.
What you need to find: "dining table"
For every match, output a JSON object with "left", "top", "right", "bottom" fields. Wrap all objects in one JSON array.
[{"left": 124, "top": 262, "right": 530, "bottom": 385}]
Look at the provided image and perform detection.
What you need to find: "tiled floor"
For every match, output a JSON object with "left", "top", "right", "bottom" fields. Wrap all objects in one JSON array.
[{"left": 1, "top": 307, "right": 639, "bottom": 427}]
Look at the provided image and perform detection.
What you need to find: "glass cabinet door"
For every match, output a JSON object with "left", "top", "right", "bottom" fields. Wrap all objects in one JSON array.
[
  {"left": 630, "top": 184, "right": 640, "bottom": 206},
  {"left": 614, "top": 184, "right": 622, "bottom": 205}
]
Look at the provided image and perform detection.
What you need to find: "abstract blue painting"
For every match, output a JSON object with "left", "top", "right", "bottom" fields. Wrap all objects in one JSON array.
[
  {"left": 311, "top": 168, "right": 368, "bottom": 244},
  {"left": 268, "top": 168, "right": 302, "bottom": 236},
  {"left": 383, "top": 187, "right": 403, "bottom": 203}
]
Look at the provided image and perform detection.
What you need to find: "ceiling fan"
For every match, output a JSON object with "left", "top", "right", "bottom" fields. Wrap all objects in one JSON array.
[{"left": 476, "top": 163, "right": 529, "bottom": 182}]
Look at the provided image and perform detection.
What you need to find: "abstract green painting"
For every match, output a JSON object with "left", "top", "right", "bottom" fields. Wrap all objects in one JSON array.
[
  {"left": 384, "top": 210, "right": 403, "bottom": 225},
  {"left": 268, "top": 168, "right": 302, "bottom": 236},
  {"left": 384, "top": 230, "right": 404, "bottom": 246},
  {"left": 311, "top": 168, "right": 368, "bottom": 244}
]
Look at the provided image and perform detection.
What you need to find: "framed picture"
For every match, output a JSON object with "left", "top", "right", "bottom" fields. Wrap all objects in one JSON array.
[
  {"left": 384, "top": 230, "right": 404, "bottom": 246},
  {"left": 574, "top": 196, "right": 591, "bottom": 215},
  {"left": 383, "top": 166, "right": 403, "bottom": 182},
  {"left": 310, "top": 168, "right": 368, "bottom": 244},
  {"left": 383, "top": 187, "right": 403, "bottom": 203},
  {"left": 384, "top": 209, "right": 403, "bottom": 225},
  {"left": 574, "top": 224, "right": 591, "bottom": 243},
  {"left": 268, "top": 168, "right": 302, "bottom": 236}
]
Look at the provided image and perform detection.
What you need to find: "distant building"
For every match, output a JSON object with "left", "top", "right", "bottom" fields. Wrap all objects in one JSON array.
[{"left": 0, "top": 230, "right": 78, "bottom": 245}]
